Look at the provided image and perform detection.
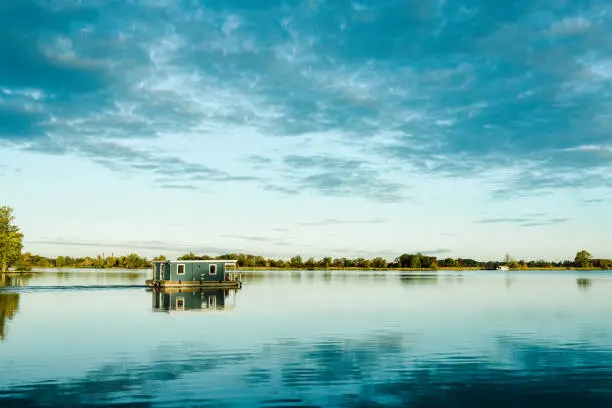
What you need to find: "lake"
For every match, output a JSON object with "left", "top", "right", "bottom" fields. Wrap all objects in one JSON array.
[{"left": 1, "top": 269, "right": 611, "bottom": 407}]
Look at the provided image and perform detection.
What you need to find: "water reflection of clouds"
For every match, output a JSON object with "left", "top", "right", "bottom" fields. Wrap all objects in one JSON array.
[{"left": 1, "top": 332, "right": 611, "bottom": 407}]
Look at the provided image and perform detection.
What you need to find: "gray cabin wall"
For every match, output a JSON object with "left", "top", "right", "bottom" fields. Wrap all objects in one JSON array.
[
  {"left": 196, "top": 262, "right": 226, "bottom": 282},
  {"left": 167, "top": 261, "right": 228, "bottom": 282}
]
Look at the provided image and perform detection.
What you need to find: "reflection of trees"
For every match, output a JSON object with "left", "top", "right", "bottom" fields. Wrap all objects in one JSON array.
[
  {"left": 1, "top": 273, "right": 34, "bottom": 287},
  {"left": 0, "top": 292, "right": 20, "bottom": 341},
  {"left": 399, "top": 274, "right": 438, "bottom": 286},
  {"left": 577, "top": 278, "right": 592, "bottom": 290}
]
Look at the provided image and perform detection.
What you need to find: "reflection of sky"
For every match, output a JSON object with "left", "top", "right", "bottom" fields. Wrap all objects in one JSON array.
[{"left": 1, "top": 271, "right": 612, "bottom": 406}]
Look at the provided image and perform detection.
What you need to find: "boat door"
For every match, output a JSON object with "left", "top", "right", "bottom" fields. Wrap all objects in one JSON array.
[
  {"left": 161, "top": 263, "right": 168, "bottom": 280},
  {"left": 155, "top": 262, "right": 166, "bottom": 280}
]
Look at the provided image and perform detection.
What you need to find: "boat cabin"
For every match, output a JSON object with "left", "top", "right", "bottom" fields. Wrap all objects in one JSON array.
[{"left": 146, "top": 259, "right": 241, "bottom": 288}]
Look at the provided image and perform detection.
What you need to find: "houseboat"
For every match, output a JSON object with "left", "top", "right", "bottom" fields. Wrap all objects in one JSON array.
[
  {"left": 151, "top": 287, "right": 237, "bottom": 313},
  {"left": 146, "top": 259, "right": 242, "bottom": 288},
  {"left": 496, "top": 265, "right": 510, "bottom": 271}
]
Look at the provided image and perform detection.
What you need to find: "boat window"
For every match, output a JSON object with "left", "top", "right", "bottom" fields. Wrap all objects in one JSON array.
[
  {"left": 209, "top": 264, "right": 217, "bottom": 275},
  {"left": 177, "top": 264, "right": 185, "bottom": 275}
]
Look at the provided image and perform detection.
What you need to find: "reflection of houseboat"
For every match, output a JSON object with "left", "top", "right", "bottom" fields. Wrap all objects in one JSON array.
[
  {"left": 496, "top": 265, "right": 510, "bottom": 271},
  {"left": 146, "top": 259, "right": 242, "bottom": 288},
  {"left": 151, "top": 287, "right": 238, "bottom": 313}
]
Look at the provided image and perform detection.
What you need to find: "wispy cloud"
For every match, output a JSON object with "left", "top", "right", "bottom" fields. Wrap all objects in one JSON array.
[
  {"left": 1, "top": 0, "right": 612, "bottom": 201},
  {"left": 578, "top": 198, "right": 610, "bottom": 206},
  {"left": 324, "top": 247, "right": 453, "bottom": 259},
  {"left": 247, "top": 155, "right": 274, "bottom": 165},
  {"left": 159, "top": 184, "right": 200, "bottom": 191},
  {"left": 267, "top": 155, "right": 407, "bottom": 202},
  {"left": 548, "top": 16, "right": 593, "bottom": 37},
  {"left": 24, "top": 238, "right": 233, "bottom": 255},
  {"left": 476, "top": 215, "right": 570, "bottom": 228},
  {"left": 299, "top": 218, "right": 387, "bottom": 227},
  {"left": 220, "top": 234, "right": 276, "bottom": 242},
  {"left": 417, "top": 249, "right": 453, "bottom": 256}
]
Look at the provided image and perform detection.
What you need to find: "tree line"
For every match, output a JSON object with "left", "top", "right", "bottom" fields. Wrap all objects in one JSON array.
[
  {"left": 9, "top": 250, "right": 609, "bottom": 271},
  {"left": 1, "top": 206, "right": 610, "bottom": 272},
  {"left": 171, "top": 250, "right": 611, "bottom": 270}
]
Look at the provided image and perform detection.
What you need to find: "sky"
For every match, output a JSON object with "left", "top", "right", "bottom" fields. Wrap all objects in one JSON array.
[{"left": 1, "top": 0, "right": 611, "bottom": 262}]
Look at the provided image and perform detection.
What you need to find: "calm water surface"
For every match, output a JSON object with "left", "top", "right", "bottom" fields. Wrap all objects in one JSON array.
[{"left": 1, "top": 269, "right": 611, "bottom": 407}]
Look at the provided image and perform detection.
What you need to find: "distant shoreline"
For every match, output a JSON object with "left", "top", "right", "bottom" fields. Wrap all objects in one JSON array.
[
  {"left": 4, "top": 266, "right": 609, "bottom": 274},
  {"left": 11, "top": 249, "right": 609, "bottom": 272}
]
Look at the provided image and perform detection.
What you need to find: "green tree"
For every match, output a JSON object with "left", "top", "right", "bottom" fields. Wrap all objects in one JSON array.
[
  {"left": 440, "top": 258, "right": 456, "bottom": 267},
  {"left": 355, "top": 258, "right": 371, "bottom": 268},
  {"left": 290, "top": 255, "right": 303, "bottom": 268},
  {"left": 13, "top": 254, "right": 32, "bottom": 272},
  {"left": 304, "top": 257, "right": 316, "bottom": 269},
  {"left": 37, "top": 258, "right": 50, "bottom": 268},
  {"left": 0, "top": 207, "right": 24, "bottom": 273},
  {"left": 178, "top": 252, "right": 198, "bottom": 260},
  {"left": 574, "top": 250, "right": 592, "bottom": 268},
  {"left": 56, "top": 256, "right": 66, "bottom": 268},
  {"left": 332, "top": 258, "right": 344, "bottom": 268},
  {"left": 318, "top": 257, "right": 332, "bottom": 268},
  {"left": 410, "top": 255, "right": 421, "bottom": 269},
  {"left": 371, "top": 257, "right": 387, "bottom": 268}
]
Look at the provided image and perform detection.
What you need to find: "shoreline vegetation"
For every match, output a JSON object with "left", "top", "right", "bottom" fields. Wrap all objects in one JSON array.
[
  {"left": 4, "top": 266, "right": 610, "bottom": 274},
  {"left": 5, "top": 250, "right": 612, "bottom": 273},
  {"left": 1, "top": 206, "right": 611, "bottom": 274}
]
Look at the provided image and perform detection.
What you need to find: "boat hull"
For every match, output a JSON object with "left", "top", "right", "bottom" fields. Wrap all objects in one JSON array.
[{"left": 145, "top": 279, "right": 242, "bottom": 289}]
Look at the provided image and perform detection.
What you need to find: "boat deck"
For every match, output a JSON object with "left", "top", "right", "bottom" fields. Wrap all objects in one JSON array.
[{"left": 145, "top": 279, "right": 242, "bottom": 289}]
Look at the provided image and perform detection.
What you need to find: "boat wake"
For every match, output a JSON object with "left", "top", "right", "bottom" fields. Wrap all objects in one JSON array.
[{"left": 0, "top": 285, "right": 148, "bottom": 292}]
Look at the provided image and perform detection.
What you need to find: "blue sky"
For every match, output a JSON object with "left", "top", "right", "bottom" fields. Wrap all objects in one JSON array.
[{"left": 1, "top": 0, "right": 611, "bottom": 261}]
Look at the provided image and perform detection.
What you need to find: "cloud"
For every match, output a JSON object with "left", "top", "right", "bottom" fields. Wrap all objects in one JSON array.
[
  {"left": 548, "top": 16, "right": 593, "bottom": 37},
  {"left": 269, "top": 154, "right": 407, "bottom": 201},
  {"left": 220, "top": 234, "right": 277, "bottom": 242},
  {"left": 247, "top": 155, "right": 274, "bottom": 165},
  {"left": 2, "top": 0, "right": 612, "bottom": 199},
  {"left": 417, "top": 248, "right": 453, "bottom": 255},
  {"left": 578, "top": 198, "right": 610, "bottom": 206},
  {"left": 25, "top": 236, "right": 296, "bottom": 257},
  {"left": 159, "top": 184, "right": 199, "bottom": 191},
  {"left": 24, "top": 238, "right": 235, "bottom": 255},
  {"left": 299, "top": 218, "right": 387, "bottom": 227},
  {"left": 476, "top": 215, "right": 569, "bottom": 227}
]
